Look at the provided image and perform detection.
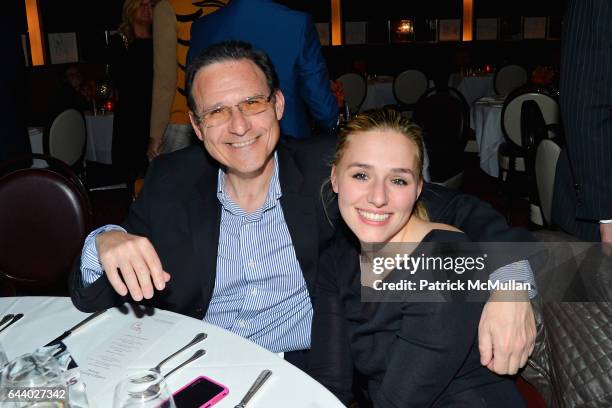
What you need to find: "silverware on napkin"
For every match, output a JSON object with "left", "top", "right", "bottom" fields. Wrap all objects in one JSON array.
[
  {"left": 234, "top": 369, "right": 272, "bottom": 408},
  {"left": 0, "top": 313, "right": 24, "bottom": 334}
]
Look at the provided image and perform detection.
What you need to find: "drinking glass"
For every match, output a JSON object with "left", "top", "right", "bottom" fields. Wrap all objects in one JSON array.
[
  {"left": 113, "top": 370, "right": 176, "bottom": 408},
  {"left": 0, "top": 351, "right": 65, "bottom": 407},
  {"left": 0, "top": 342, "right": 8, "bottom": 368}
]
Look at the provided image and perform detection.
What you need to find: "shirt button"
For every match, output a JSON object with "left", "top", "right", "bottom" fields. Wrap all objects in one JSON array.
[
  {"left": 251, "top": 288, "right": 258, "bottom": 296},
  {"left": 238, "top": 320, "right": 246, "bottom": 328},
  {"left": 248, "top": 260, "right": 256, "bottom": 268}
]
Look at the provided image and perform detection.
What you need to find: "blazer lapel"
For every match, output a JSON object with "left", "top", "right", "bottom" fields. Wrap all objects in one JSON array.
[
  {"left": 277, "top": 146, "right": 318, "bottom": 295},
  {"left": 188, "top": 171, "right": 221, "bottom": 318}
]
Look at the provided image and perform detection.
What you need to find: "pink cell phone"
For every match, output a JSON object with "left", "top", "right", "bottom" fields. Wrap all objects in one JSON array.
[{"left": 172, "top": 376, "right": 229, "bottom": 408}]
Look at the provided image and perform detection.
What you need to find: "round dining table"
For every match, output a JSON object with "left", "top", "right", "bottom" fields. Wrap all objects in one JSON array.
[
  {"left": 470, "top": 97, "right": 506, "bottom": 177},
  {"left": 0, "top": 297, "right": 343, "bottom": 408},
  {"left": 448, "top": 73, "right": 495, "bottom": 107}
]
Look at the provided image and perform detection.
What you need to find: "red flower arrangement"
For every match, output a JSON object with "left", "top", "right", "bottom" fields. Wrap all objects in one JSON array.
[
  {"left": 531, "top": 66, "right": 555, "bottom": 86},
  {"left": 330, "top": 80, "right": 346, "bottom": 108}
]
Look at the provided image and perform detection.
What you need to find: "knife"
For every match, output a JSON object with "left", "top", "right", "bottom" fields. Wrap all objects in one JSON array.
[
  {"left": 0, "top": 314, "right": 14, "bottom": 328},
  {"left": 45, "top": 309, "right": 107, "bottom": 346},
  {"left": 0, "top": 313, "right": 23, "bottom": 334}
]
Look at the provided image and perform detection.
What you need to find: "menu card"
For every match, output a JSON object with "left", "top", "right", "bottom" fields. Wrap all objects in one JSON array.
[{"left": 79, "top": 315, "right": 178, "bottom": 395}]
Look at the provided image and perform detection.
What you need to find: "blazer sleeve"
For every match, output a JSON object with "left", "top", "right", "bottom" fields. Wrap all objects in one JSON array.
[
  {"left": 296, "top": 15, "right": 338, "bottom": 130},
  {"left": 69, "top": 159, "right": 159, "bottom": 312},
  {"left": 422, "top": 184, "right": 535, "bottom": 243},
  {"left": 308, "top": 242, "right": 354, "bottom": 405},
  {"left": 375, "top": 302, "right": 483, "bottom": 407}
]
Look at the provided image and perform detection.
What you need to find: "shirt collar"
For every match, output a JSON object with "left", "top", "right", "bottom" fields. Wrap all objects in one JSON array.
[{"left": 217, "top": 152, "right": 282, "bottom": 217}]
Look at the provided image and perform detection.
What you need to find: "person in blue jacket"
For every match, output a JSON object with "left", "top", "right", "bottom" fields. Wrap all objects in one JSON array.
[{"left": 187, "top": 0, "right": 338, "bottom": 139}]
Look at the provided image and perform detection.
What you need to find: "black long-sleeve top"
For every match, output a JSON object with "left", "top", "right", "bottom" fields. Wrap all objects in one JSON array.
[{"left": 309, "top": 229, "right": 516, "bottom": 407}]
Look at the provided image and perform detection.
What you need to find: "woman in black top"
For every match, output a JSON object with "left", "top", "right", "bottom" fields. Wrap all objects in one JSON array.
[
  {"left": 309, "top": 109, "right": 524, "bottom": 407},
  {"left": 107, "top": 0, "right": 153, "bottom": 188}
]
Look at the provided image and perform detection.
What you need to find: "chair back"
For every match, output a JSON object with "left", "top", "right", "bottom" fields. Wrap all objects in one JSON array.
[
  {"left": 413, "top": 87, "right": 469, "bottom": 184},
  {"left": 502, "top": 90, "right": 560, "bottom": 148},
  {"left": 393, "top": 70, "right": 429, "bottom": 106},
  {"left": 336, "top": 73, "right": 367, "bottom": 113},
  {"left": 47, "top": 109, "right": 86, "bottom": 168},
  {"left": 535, "top": 138, "right": 562, "bottom": 227},
  {"left": 494, "top": 64, "right": 528, "bottom": 96},
  {"left": 0, "top": 159, "right": 91, "bottom": 287}
]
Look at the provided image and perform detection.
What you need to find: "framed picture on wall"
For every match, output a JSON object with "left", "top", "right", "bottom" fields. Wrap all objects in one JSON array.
[
  {"left": 476, "top": 18, "right": 498, "bottom": 40},
  {"left": 390, "top": 19, "right": 415, "bottom": 43},
  {"left": 48, "top": 32, "right": 79, "bottom": 64},
  {"left": 345, "top": 21, "right": 367, "bottom": 44},
  {"left": 547, "top": 16, "right": 562, "bottom": 40},
  {"left": 366, "top": 20, "right": 390, "bottom": 44},
  {"left": 523, "top": 17, "right": 547, "bottom": 39},
  {"left": 438, "top": 19, "right": 461, "bottom": 41},
  {"left": 500, "top": 16, "right": 522, "bottom": 40},
  {"left": 21, "top": 34, "right": 31, "bottom": 67},
  {"left": 315, "top": 23, "right": 330, "bottom": 46},
  {"left": 415, "top": 18, "right": 437, "bottom": 42}
]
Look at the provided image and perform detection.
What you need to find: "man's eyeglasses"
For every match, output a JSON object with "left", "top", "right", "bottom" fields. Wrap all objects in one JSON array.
[{"left": 193, "top": 91, "right": 275, "bottom": 128}]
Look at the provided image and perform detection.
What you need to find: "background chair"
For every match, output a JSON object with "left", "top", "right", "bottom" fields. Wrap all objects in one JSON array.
[
  {"left": 497, "top": 90, "right": 560, "bottom": 218},
  {"left": 336, "top": 72, "right": 367, "bottom": 115},
  {"left": 0, "top": 155, "right": 92, "bottom": 293},
  {"left": 535, "top": 139, "right": 562, "bottom": 228},
  {"left": 45, "top": 108, "right": 87, "bottom": 175},
  {"left": 392, "top": 69, "right": 429, "bottom": 117},
  {"left": 494, "top": 64, "right": 528, "bottom": 96},
  {"left": 413, "top": 87, "right": 469, "bottom": 189}
]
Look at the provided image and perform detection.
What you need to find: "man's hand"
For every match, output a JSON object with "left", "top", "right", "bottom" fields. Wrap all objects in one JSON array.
[
  {"left": 147, "top": 138, "right": 163, "bottom": 160},
  {"left": 96, "top": 230, "right": 170, "bottom": 301},
  {"left": 478, "top": 291, "right": 536, "bottom": 375},
  {"left": 600, "top": 223, "right": 612, "bottom": 257}
]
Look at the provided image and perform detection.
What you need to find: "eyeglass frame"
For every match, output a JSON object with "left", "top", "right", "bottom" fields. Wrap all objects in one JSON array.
[{"left": 191, "top": 90, "right": 277, "bottom": 128}]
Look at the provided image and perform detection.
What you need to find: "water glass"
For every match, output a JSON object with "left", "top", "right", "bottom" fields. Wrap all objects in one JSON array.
[
  {"left": 0, "top": 342, "right": 8, "bottom": 368},
  {"left": 113, "top": 370, "right": 176, "bottom": 408}
]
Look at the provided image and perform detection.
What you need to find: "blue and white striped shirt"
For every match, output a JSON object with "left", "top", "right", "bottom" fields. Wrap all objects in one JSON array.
[{"left": 80, "top": 154, "right": 312, "bottom": 353}]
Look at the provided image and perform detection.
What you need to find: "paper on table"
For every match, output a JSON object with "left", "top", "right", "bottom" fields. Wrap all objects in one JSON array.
[{"left": 79, "top": 315, "right": 178, "bottom": 394}]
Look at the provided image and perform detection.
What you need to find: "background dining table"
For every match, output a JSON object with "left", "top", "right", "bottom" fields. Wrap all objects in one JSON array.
[
  {"left": 0, "top": 297, "right": 343, "bottom": 408},
  {"left": 449, "top": 73, "right": 496, "bottom": 107},
  {"left": 360, "top": 76, "right": 396, "bottom": 111},
  {"left": 470, "top": 96, "right": 506, "bottom": 177},
  {"left": 84, "top": 113, "right": 114, "bottom": 165}
]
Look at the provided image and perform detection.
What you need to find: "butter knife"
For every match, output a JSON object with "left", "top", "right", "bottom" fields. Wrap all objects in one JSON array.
[
  {"left": 0, "top": 314, "right": 14, "bottom": 328},
  {"left": 0, "top": 313, "right": 23, "bottom": 334},
  {"left": 234, "top": 369, "right": 272, "bottom": 408},
  {"left": 45, "top": 309, "right": 107, "bottom": 346}
]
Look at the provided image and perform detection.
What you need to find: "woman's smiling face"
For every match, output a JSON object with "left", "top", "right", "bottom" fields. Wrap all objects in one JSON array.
[{"left": 331, "top": 128, "right": 423, "bottom": 244}]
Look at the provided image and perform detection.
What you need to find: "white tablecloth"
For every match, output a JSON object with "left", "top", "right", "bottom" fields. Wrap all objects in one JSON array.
[
  {"left": 361, "top": 79, "right": 395, "bottom": 110},
  {"left": 449, "top": 74, "right": 495, "bottom": 107},
  {"left": 471, "top": 98, "right": 506, "bottom": 177},
  {"left": 26, "top": 127, "right": 47, "bottom": 169},
  {"left": 0, "top": 297, "right": 342, "bottom": 408},
  {"left": 85, "top": 114, "right": 114, "bottom": 164}
]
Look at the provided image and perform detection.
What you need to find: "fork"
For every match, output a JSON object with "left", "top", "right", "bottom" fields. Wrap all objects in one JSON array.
[
  {"left": 128, "top": 349, "right": 206, "bottom": 398},
  {"left": 132, "top": 332, "right": 207, "bottom": 383}
]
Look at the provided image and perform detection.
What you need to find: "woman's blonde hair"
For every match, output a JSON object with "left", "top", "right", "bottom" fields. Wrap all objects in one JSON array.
[
  {"left": 118, "top": 0, "right": 148, "bottom": 44},
  {"left": 333, "top": 108, "right": 429, "bottom": 220}
]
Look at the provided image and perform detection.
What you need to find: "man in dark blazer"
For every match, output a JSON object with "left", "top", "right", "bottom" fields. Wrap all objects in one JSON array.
[
  {"left": 70, "top": 41, "right": 535, "bottom": 375},
  {"left": 552, "top": 0, "right": 612, "bottom": 244},
  {"left": 187, "top": 0, "right": 338, "bottom": 140}
]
